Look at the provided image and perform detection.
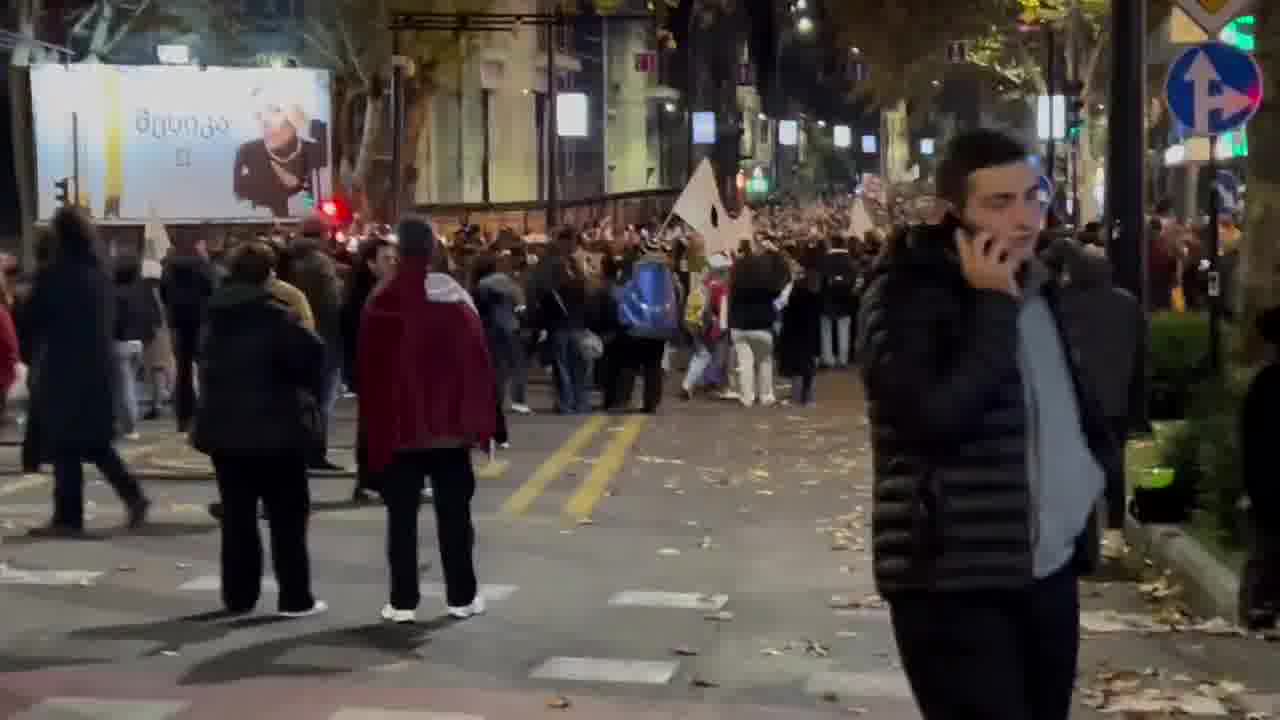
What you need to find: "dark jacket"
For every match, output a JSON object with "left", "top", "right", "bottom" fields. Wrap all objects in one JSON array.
[
  {"left": 819, "top": 249, "right": 860, "bottom": 317},
  {"left": 1242, "top": 363, "right": 1280, "bottom": 515},
  {"left": 729, "top": 252, "right": 789, "bottom": 331},
  {"left": 779, "top": 281, "right": 822, "bottom": 377},
  {"left": 281, "top": 240, "right": 343, "bottom": 369},
  {"left": 114, "top": 266, "right": 163, "bottom": 344},
  {"left": 160, "top": 254, "right": 216, "bottom": 330},
  {"left": 24, "top": 254, "right": 119, "bottom": 454},
  {"left": 190, "top": 284, "right": 326, "bottom": 455},
  {"left": 856, "top": 223, "right": 1122, "bottom": 596},
  {"left": 1056, "top": 247, "right": 1146, "bottom": 423}
]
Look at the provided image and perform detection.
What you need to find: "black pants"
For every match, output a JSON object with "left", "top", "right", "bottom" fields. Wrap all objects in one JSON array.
[
  {"left": 611, "top": 336, "right": 666, "bottom": 412},
  {"left": 211, "top": 452, "right": 314, "bottom": 613},
  {"left": 22, "top": 407, "right": 44, "bottom": 472},
  {"left": 889, "top": 563, "right": 1080, "bottom": 720},
  {"left": 494, "top": 398, "right": 508, "bottom": 445},
  {"left": 1107, "top": 416, "right": 1129, "bottom": 528},
  {"left": 53, "top": 446, "right": 145, "bottom": 530},
  {"left": 1240, "top": 508, "right": 1280, "bottom": 625},
  {"left": 381, "top": 447, "right": 478, "bottom": 610},
  {"left": 172, "top": 323, "right": 200, "bottom": 431}
]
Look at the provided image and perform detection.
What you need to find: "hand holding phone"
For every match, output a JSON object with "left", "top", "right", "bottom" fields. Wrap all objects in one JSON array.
[{"left": 956, "top": 227, "right": 1020, "bottom": 298}]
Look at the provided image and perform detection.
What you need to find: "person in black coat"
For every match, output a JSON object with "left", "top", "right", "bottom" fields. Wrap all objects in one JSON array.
[
  {"left": 190, "top": 240, "right": 327, "bottom": 617},
  {"left": 24, "top": 208, "right": 149, "bottom": 537},
  {"left": 779, "top": 267, "right": 823, "bottom": 406},
  {"left": 818, "top": 236, "right": 859, "bottom": 367},
  {"left": 161, "top": 241, "right": 217, "bottom": 433},
  {"left": 1239, "top": 306, "right": 1280, "bottom": 631}
]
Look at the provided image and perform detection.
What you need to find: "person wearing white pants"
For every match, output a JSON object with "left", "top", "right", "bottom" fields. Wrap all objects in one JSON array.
[{"left": 731, "top": 329, "right": 775, "bottom": 406}]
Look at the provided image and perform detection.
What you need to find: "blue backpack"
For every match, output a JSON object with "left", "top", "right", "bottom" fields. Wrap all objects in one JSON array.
[{"left": 616, "top": 260, "right": 680, "bottom": 339}]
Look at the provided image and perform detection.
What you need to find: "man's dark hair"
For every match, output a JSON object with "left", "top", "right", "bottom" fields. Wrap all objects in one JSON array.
[
  {"left": 227, "top": 240, "right": 277, "bottom": 285},
  {"left": 936, "top": 129, "right": 1031, "bottom": 210}
]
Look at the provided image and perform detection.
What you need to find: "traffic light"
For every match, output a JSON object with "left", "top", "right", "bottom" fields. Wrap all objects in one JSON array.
[
  {"left": 317, "top": 196, "right": 353, "bottom": 228},
  {"left": 54, "top": 178, "right": 70, "bottom": 206},
  {"left": 1066, "top": 97, "right": 1085, "bottom": 139}
]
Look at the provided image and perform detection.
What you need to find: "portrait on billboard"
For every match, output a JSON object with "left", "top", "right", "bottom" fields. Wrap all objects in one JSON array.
[
  {"left": 29, "top": 64, "right": 333, "bottom": 222},
  {"left": 233, "top": 83, "right": 328, "bottom": 217}
]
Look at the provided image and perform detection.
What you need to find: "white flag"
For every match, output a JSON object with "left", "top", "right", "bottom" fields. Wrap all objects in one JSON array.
[
  {"left": 672, "top": 158, "right": 729, "bottom": 243},
  {"left": 143, "top": 204, "right": 171, "bottom": 266}
]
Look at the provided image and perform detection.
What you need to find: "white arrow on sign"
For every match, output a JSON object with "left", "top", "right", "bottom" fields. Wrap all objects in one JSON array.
[{"left": 1184, "top": 50, "right": 1254, "bottom": 135}]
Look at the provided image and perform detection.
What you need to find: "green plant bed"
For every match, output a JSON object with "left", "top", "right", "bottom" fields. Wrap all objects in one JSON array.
[{"left": 1147, "top": 312, "right": 1211, "bottom": 419}]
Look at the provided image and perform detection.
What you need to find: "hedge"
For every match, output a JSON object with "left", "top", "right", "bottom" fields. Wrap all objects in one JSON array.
[{"left": 1147, "top": 312, "right": 1211, "bottom": 419}]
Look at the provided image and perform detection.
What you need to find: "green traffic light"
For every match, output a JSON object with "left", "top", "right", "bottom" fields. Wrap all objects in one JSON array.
[{"left": 1220, "top": 16, "right": 1255, "bottom": 52}]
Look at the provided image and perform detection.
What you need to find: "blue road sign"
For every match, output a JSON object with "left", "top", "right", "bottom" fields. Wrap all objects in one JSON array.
[
  {"left": 1037, "top": 175, "right": 1054, "bottom": 210},
  {"left": 1165, "top": 42, "right": 1263, "bottom": 137}
]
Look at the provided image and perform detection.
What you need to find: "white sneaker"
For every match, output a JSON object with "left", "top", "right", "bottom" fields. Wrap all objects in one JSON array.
[
  {"left": 498, "top": 442, "right": 511, "bottom": 450},
  {"left": 279, "top": 600, "right": 328, "bottom": 618},
  {"left": 421, "top": 487, "right": 434, "bottom": 502},
  {"left": 760, "top": 396, "right": 777, "bottom": 407},
  {"left": 124, "top": 432, "right": 142, "bottom": 441},
  {"left": 380, "top": 603, "right": 416, "bottom": 624},
  {"left": 510, "top": 403, "right": 533, "bottom": 415},
  {"left": 447, "top": 593, "right": 487, "bottom": 619}
]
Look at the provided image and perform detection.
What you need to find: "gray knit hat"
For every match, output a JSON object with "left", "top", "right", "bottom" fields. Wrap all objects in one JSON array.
[{"left": 397, "top": 215, "right": 436, "bottom": 258}]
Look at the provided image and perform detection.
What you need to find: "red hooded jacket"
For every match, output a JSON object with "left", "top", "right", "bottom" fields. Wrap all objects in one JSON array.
[{"left": 357, "top": 257, "right": 497, "bottom": 472}]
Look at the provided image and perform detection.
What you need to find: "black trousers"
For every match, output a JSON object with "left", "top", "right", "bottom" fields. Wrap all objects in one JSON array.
[
  {"left": 1107, "top": 416, "right": 1129, "bottom": 528},
  {"left": 211, "top": 452, "right": 314, "bottom": 613},
  {"left": 609, "top": 336, "right": 666, "bottom": 412},
  {"left": 52, "top": 446, "right": 145, "bottom": 530},
  {"left": 1241, "top": 508, "right": 1280, "bottom": 624},
  {"left": 172, "top": 323, "right": 200, "bottom": 431},
  {"left": 889, "top": 563, "right": 1080, "bottom": 720},
  {"left": 381, "top": 447, "right": 478, "bottom": 610},
  {"left": 22, "top": 407, "right": 44, "bottom": 472},
  {"left": 494, "top": 398, "right": 508, "bottom": 445}
]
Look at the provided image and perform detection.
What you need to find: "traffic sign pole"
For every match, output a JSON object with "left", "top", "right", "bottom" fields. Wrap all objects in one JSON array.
[{"left": 1207, "top": 134, "right": 1222, "bottom": 375}]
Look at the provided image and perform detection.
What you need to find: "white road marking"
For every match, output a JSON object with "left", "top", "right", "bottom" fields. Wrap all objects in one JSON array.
[
  {"left": 418, "top": 583, "right": 517, "bottom": 602},
  {"left": 177, "top": 574, "right": 278, "bottom": 592},
  {"left": 607, "top": 590, "right": 729, "bottom": 611},
  {"left": 529, "top": 656, "right": 679, "bottom": 685},
  {"left": 330, "top": 710, "right": 484, "bottom": 720},
  {"left": 0, "top": 563, "right": 103, "bottom": 586},
  {"left": 805, "top": 670, "right": 913, "bottom": 699},
  {"left": 13, "top": 698, "right": 189, "bottom": 720}
]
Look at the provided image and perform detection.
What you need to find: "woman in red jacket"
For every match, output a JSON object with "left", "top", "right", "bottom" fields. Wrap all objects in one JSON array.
[
  {"left": 359, "top": 215, "right": 496, "bottom": 624},
  {"left": 0, "top": 273, "right": 22, "bottom": 420}
]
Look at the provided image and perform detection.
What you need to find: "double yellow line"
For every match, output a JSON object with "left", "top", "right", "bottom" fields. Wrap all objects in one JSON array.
[{"left": 501, "top": 414, "right": 649, "bottom": 521}]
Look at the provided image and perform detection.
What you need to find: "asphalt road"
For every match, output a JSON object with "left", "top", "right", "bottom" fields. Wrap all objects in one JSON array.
[{"left": 0, "top": 373, "right": 1276, "bottom": 719}]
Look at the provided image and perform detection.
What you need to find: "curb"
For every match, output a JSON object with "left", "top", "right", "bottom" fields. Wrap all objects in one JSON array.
[{"left": 1121, "top": 512, "right": 1240, "bottom": 622}]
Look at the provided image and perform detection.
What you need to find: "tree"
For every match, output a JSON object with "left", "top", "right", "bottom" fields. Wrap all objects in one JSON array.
[
  {"left": 1239, "top": 3, "right": 1280, "bottom": 358},
  {"left": 299, "top": 0, "right": 492, "bottom": 221}
]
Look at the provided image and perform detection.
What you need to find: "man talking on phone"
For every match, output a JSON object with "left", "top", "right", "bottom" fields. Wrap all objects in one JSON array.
[{"left": 856, "top": 129, "right": 1123, "bottom": 720}]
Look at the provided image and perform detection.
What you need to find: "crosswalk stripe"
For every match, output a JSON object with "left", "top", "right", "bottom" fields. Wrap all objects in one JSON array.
[
  {"left": 563, "top": 415, "right": 648, "bottom": 521},
  {"left": 529, "top": 656, "right": 679, "bottom": 684},
  {"left": 330, "top": 710, "right": 484, "bottom": 720},
  {"left": 13, "top": 698, "right": 189, "bottom": 720},
  {"left": 501, "top": 415, "right": 607, "bottom": 517}
]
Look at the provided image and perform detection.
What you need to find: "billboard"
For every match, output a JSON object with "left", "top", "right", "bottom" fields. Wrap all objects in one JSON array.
[{"left": 31, "top": 64, "right": 333, "bottom": 222}]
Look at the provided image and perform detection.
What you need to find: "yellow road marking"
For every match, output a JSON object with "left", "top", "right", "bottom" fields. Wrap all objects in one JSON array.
[
  {"left": 564, "top": 415, "right": 649, "bottom": 521},
  {"left": 477, "top": 459, "right": 509, "bottom": 480},
  {"left": 0, "top": 475, "right": 49, "bottom": 498},
  {"left": 501, "top": 415, "right": 608, "bottom": 517}
]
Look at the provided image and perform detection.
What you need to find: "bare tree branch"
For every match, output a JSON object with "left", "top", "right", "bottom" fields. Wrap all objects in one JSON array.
[
  {"left": 301, "top": 21, "right": 348, "bottom": 73},
  {"left": 337, "top": 16, "right": 368, "bottom": 87},
  {"left": 102, "top": 0, "right": 153, "bottom": 56}
]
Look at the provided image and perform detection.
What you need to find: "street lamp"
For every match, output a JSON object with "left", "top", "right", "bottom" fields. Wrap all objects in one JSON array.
[{"left": 796, "top": 16, "right": 814, "bottom": 33}]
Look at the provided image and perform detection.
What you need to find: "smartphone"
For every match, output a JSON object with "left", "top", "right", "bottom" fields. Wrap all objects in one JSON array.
[{"left": 940, "top": 214, "right": 1008, "bottom": 263}]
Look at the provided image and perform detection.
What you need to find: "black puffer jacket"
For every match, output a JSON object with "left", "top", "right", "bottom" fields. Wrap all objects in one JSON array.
[
  {"left": 856, "top": 223, "right": 1122, "bottom": 596},
  {"left": 190, "top": 284, "right": 326, "bottom": 456}
]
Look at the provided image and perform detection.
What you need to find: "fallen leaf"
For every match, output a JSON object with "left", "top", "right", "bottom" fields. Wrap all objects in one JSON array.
[
  {"left": 845, "top": 707, "right": 869, "bottom": 715},
  {"left": 805, "top": 640, "right": 830, "bottom": 657},
  {"left": 755, "top": 489, "right": 774, "bottom": 496},
  {"left": 576, "top": 517, "right": 594, "bottom": 526},
  {"left": 161, "top": 650, "right": 179, "bottom": 657},
  {"left": 691, "top": 675, "right": 720, "bottom": 688},
  {"left": 672, "top": 645, "right": 699, "bottom": 656},
  {"left": 175, "top": 562, "right": 191, "bottom": 570},
  {"left": 546, "top": 695, "right": 572, "bottom": 710},
  {"left": 760, "top": 648, "right": 784, "bottom": 656},
  {"left": 658, "top": 547, "right": 682, "bottom": 557},
  {"left": 705, "top": 610, "right": 735, "bottom": 622},
  {"left": 115, "top": 565, "right": 136, "bottom": 572},
  {"left": 821, "top": 691, "right": 840, "bottom": 703},
  {"left": 698, "top": 536, "right": 716, "bottom": 550}
]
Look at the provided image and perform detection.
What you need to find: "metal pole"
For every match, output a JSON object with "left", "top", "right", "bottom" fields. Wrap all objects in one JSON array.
[
  {"left": 390, "top": 31, "right": 404, "bottom": 220},
  {"left": 686, "top": 5, "right": 695, "bottom": 180},
  {"left": 482, "top": 89, "right": 492, "bottom": 204},
  {"left": 601, "top": 15, "right": 609, "bottom": 196},
  {"left": 71, "top": 111, "right": 80, "bottom": 207},
  {"left": 547, "top": 13, "right": 559, "bottom": 228},
  {"left": 1071, "top": 133, "right": 1080, "bottom": 226},
  {"left": 1045, "top": 27, "right": 1056, "bottom": 183},
  {"left": 1207, "top": 134, "right": 1222, "bottom": 375}
]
